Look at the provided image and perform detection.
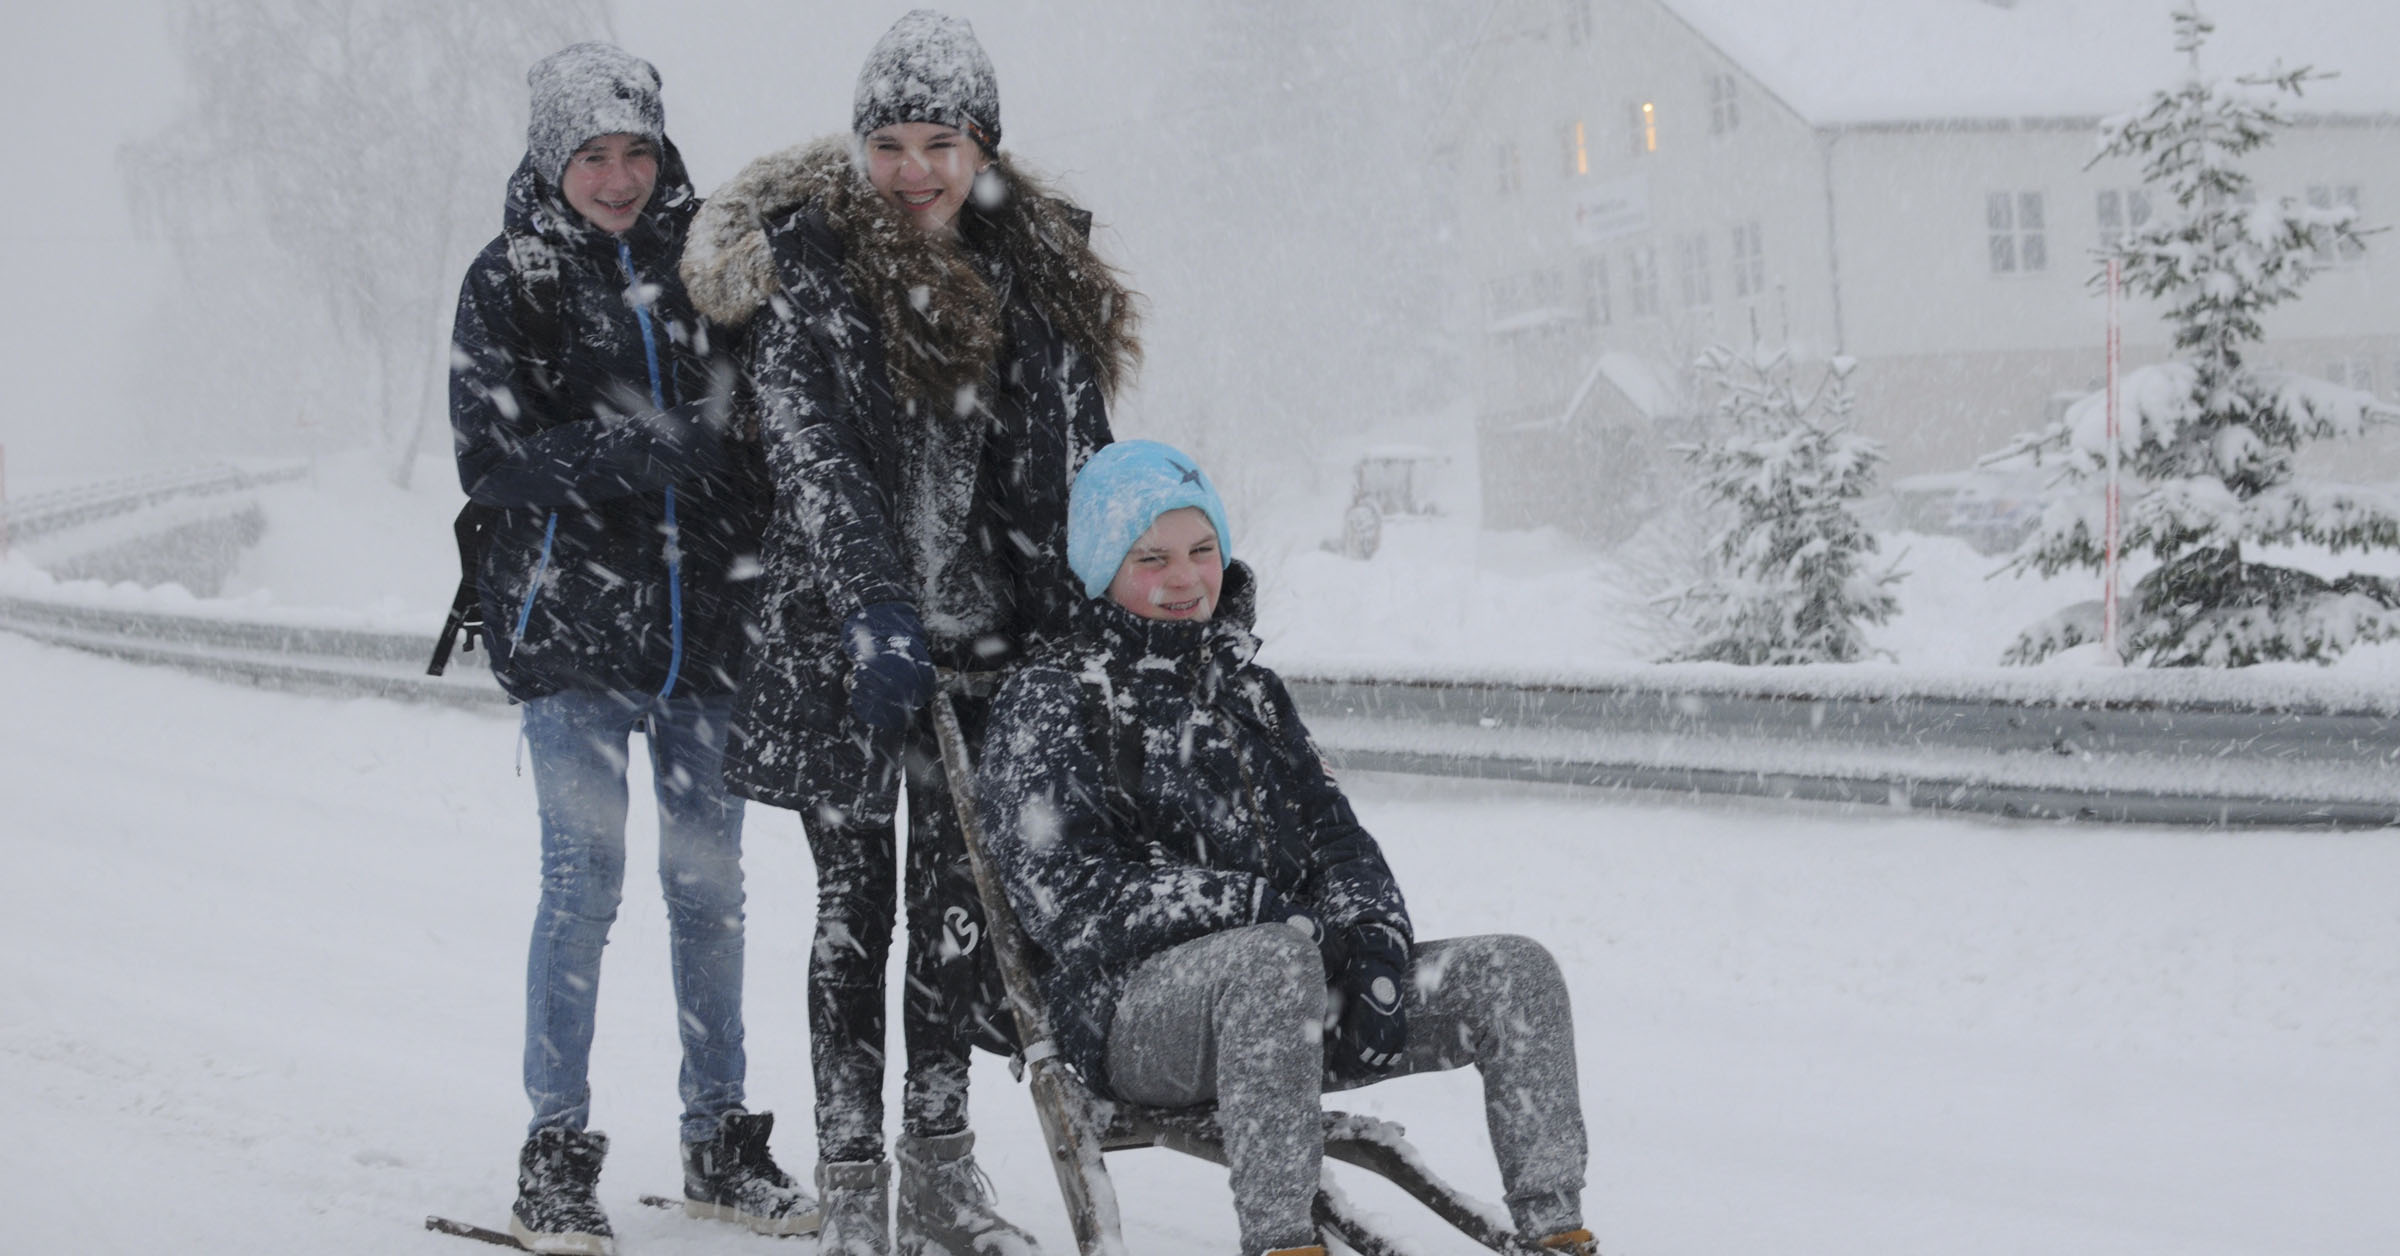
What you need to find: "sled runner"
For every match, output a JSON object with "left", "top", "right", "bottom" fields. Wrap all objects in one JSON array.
[{"left": 929, "top": 680, "right": 1549, "bottom": 1256}]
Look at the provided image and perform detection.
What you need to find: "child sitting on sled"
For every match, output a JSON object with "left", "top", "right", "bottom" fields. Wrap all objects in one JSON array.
[{"left": 976, "top": 440, "right": 1600, "bottom": 1256}]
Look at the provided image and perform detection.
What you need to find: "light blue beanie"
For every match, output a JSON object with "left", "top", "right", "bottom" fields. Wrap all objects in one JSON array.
[{"left": 1068, "top": 440, "right": 1234, "bottom": 599}]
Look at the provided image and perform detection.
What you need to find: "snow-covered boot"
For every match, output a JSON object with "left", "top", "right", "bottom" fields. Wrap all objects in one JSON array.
[
  {"left": 509, "top": 1126, "right": 615, "bottom": 1256},
  {"left": 682, "top": 1110, "right": 822, "bottom": 1236},
  {"left": 1538, "top": 1228, "right": 1600, "bottom": 1256},
  {"left": 816, "top": 1158, "right": 894, "bottom": 1256},
  {"left": 895, "top": 1129, "right": 1041, "bottom": 1256}
]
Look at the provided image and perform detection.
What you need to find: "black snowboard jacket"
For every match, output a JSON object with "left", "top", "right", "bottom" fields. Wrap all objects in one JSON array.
[
  {"left": 697, "top": 181, "right": 1115, "bottom": 824},
  {"left": 975, "top": 564, "right": 1414, "bottom": 1093},
  {"left": 448, "top": 145, "right": 768, "bottom": 702}
]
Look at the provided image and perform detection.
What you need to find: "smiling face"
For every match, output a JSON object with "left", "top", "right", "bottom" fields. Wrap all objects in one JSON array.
[
  {"left": 559, "top": 133, "right": 658, "bottom": 235},
  {"left": 863, "top": 121, "right": 985, "bottom": 237},
  {"left": 1106, "top": 507, "right": 1225, "bottom": 623}
]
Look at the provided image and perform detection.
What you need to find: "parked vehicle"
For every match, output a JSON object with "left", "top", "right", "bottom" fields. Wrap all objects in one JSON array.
[{"left": 1336, "top": 445, "right": 1447, "bottom": 560}]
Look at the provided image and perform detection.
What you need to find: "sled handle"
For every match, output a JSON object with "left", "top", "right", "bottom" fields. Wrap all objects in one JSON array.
[{"left": 930, "top": 682, "right": 1128, "bottom": 1256}]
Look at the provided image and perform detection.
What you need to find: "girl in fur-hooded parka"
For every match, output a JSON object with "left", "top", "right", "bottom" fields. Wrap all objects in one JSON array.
[{"left": 679, "top": 11, "right": 1137, "bottom": 1255}]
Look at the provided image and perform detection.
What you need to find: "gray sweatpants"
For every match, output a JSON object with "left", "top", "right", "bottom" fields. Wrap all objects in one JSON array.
[{"left": 1103, "top": 927, "right": 1587, "bottom": 1255}]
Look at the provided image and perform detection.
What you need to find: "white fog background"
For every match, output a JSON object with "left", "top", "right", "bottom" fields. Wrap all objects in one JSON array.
[{"left": 0, "top": 0, "right": 1474, "bottom": 510}]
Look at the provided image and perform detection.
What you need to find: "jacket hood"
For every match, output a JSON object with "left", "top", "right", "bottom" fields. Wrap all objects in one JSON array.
[
  {"left": 502, "top": 134, "right": 698, "bottom": 253},
  {"left": 681, "top": 136, "right": 1141, "bottom": 404}
]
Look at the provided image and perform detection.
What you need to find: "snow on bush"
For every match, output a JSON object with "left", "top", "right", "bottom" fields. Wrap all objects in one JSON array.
[{"left": 1667, "top": 341, "right": 1900, "bottom": 665}]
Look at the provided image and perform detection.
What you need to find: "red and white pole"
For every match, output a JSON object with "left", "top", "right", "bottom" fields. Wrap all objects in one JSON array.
[{"left": 2102, "top": 259, "right": 2123, "bottom": 660}]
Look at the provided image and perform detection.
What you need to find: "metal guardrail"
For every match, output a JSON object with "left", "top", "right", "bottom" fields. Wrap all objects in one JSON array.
[
  {"left": 4, "top": 588, "right": 2398, "bottom": 828},
  {"left": 1, "top": 462, "right": 308, "bottom": 545},
  {"left": 6, "top": 462, "right": 2395, "bottom": 827},
  {"left": 1282, "top": 673, "right": 2400, "bottom": 828}
]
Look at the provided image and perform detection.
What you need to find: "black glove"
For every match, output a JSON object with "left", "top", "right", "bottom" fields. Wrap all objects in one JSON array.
[
  {"left": 1331, "top": 921, "right": 1410, "bottom": 1077},
  {"left": 1254, "top": 884, "right": 1338, "bottom": 978},
  {"left": 842, "top": 602, "right": 935, "bottom": 733}
]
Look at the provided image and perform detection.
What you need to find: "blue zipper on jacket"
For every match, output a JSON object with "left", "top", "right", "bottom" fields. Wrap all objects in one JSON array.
[
  {"left": 510, "top": 512, "right": 559, "bottom": 655},
  {"left": 621, "top": 241, "right": 686, "bottom": 699}
]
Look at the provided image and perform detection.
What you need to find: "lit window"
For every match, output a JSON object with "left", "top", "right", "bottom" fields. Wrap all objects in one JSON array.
[
  {"left": 1573, "top": 120, "right": 1588, "bottom": 175},
  {"left": 1730, "top": 221, "right": 1765, "bottom": 297},
  {"left": 1988, "top": 190, "right": 2047, "bottom": 275},
  {"left": 1630, "top": 100, "right": 1657, "bottom": 155}
]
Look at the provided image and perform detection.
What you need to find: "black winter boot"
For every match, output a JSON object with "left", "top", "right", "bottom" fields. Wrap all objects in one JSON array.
[
  {"left": 816, "top": 1158, "right": 893, "bottom": 1256},
  {"left": 683, "top": 1109, "right": 822, "bottom": 1235},
  {"left": 895, "top": 1129, "right": 1040, "bottom": 1256},
  {"left": 509, "top": 1126, "right": 615, "bottom": 1256}
]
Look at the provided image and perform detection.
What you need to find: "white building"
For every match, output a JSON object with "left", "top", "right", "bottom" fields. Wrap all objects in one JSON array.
[{"left": 1441, "top": 0, "right": 2400, "bottom": 538}]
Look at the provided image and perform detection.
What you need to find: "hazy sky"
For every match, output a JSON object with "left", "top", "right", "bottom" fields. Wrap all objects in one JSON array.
[
  {"left": 0, "top": 0, "right": 1458, "bottom": 489},
  {"left": 1, "top": 1, "right": 177, "bottom": 485}
]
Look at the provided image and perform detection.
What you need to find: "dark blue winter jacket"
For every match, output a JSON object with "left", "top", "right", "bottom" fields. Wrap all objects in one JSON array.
[
  {"left": 449, "top": 144, "right": 768, "bottom": 702},
  {"left": 976, "top": 564, "right": 1413, "bottom": 1093}
]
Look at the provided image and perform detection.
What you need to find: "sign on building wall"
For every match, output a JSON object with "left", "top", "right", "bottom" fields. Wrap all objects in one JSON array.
[{"left": 1571, "top": 175, "right": 1650, "bottom": 247}]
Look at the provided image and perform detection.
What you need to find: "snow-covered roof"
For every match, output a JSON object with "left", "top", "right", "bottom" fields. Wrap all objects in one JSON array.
[{"left": 1661, "top": 0, "right": 2400, "bottom": 126}]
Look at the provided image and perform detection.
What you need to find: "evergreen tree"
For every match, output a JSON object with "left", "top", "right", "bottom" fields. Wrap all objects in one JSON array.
[
  {"left": 1669, "top": 342, "right": 1899, "bottom": 664},
  {"left": 1993, "top": 3, "right": 2400, "bottom": 667}
]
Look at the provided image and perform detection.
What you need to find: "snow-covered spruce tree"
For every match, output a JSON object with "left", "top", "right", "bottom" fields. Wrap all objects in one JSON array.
[
  {"left": 1667, "top": 342, "right": 1900, "bottom": 664},
  {"left": 1992, "top": 4, "right": 2400, "bottom": 667}
]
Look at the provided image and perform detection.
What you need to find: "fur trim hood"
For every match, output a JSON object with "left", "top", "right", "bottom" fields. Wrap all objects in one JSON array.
[{"left": 683, "top": 136, "right": 1140, "bottom": 406}]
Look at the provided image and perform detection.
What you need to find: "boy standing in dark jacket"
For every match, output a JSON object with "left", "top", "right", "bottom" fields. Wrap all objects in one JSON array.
[
  {"left": 977, "top": 442, "right": 1601, "bottom": 1256},
  {"left": 447, "top": 42, "right": 806, "bottom": 1255}
]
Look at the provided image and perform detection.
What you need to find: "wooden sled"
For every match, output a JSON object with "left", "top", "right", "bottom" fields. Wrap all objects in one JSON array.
[{"left": 930, "top": 684, "right": 1547, "bottom": 1256}]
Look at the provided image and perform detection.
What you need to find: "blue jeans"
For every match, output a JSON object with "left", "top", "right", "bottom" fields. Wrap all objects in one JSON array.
[{"left": 521, "top": 690, "right": 747, "bottom": 1144}]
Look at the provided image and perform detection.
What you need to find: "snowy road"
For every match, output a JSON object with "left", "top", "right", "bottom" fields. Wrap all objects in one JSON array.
[{"left": 2, "top": 632, "right": 2393, "bottom": 1256}]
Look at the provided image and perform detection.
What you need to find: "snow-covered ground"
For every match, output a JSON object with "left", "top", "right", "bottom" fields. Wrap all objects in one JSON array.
[
  {"left": 5, "top": 619, "right": 2397, "bottom": 1254},
  {"left": 5, "top": 453, "right": 2399, "bottom": 1253},
  {"left": 179, "top": 448, "right": 2400, "bottom": 683}
]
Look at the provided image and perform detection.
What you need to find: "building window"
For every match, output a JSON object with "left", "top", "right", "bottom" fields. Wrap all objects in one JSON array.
[
  {"left": 2307, "top": 185, "right": 2365, "bottom": 264},
  {"left": 1708, "top": 73, "right": 1740, "bottom": 135},
  {"left": 1496, "top": 141, "right": 1523, "bottom": 196},
  {"left": 2097, "top": 188, "right": 2152, "bottom": 251},
  {"left": 1988, "top": 190, "right": 2047, "bottom": 274},
  {"left": 1582, "top": 256, "right": 1611, "bottom": 326},
  {"left": 1677, "top": 233, "right": 1713, "bottom": 306},
  {"left": 1564, "top": 0, "right": 1593, "bottom": 45},
  {"left": 1627, "top": 245, "right": 1660, "bottom": 317},
  {"left": 1563, "top": 120, "right": 1588, "bottom": 176},
  {"left": 1630, "top": 100, "right": 1657, "bottom": 155},
  {"left": 2326, "top": 356, "right": 2376, "bottom": 394},
  {"left": 1486, "top": 269, "right": 1568, "bottom": 325},
  {"left": 1730, "top": 221, "right": 1765, "bottom": 297}
]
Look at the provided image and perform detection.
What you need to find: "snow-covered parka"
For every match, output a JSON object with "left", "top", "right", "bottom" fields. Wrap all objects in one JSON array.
[
  {"left": 449, "top": 144, "right": 769, "bottom": 702},
  {"left": 975, "top": 563, "right": 1414, "bottom": 1092},
  {"left": 679, "top": 137, "right": 1137, "bottom": 823}
]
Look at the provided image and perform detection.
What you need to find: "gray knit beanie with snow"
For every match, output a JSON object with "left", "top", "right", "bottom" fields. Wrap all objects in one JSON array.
[
  {"left": 527, "top": 42, "right": 667, "bottom": 184},
  {"left": 853, "top": 9, "right": 1001, "bottom": 153}
]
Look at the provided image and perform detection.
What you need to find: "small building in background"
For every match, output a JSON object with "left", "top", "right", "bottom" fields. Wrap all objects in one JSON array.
[{"left": 1437, "top": 0, "right": 2400, "bottom": 537}]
